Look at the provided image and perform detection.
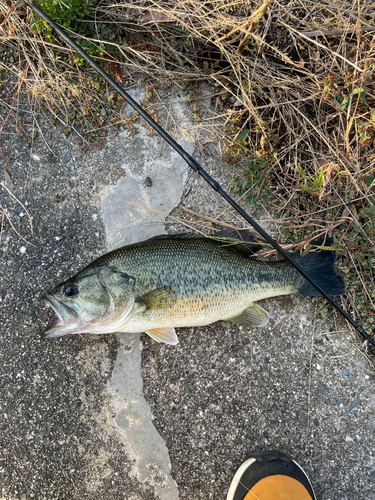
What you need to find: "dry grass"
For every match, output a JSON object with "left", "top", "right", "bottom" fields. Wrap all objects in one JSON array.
[{"left": 1, "top": 0, "right": 375, "bottom": 341}]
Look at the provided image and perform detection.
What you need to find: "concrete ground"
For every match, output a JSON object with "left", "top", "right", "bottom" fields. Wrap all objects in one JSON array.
[{"left": 0, "top": 83, "right": 374, "bottom": 500}]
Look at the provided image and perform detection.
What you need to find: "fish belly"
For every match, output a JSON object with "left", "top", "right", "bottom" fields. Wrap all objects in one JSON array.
[{"left": 120, "top": 277, "right": 296, "bottom": 333}]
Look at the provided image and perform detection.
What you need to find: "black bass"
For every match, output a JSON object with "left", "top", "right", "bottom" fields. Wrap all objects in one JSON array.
[{"left": 41, "top": 234, "right": 346, "bottom": 345}]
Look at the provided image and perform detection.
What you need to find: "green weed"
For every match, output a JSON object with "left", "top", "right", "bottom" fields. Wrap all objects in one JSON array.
[{"left": 31, "top": 0, "right": 105, "bottom": 58}]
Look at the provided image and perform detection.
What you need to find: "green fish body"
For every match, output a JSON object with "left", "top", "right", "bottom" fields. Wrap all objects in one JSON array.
[{"left": 42, "top": 234, "right": 346, "bottom": 344}]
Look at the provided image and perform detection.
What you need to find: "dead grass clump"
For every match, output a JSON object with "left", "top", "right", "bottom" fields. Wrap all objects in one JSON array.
[{"left": 1, "top": 0, "right": 375, "bottom": 338}]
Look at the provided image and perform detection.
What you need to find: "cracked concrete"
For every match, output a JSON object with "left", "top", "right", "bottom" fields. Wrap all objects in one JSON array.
[
  {"left": 108, "top": 335, "right": 178, "bottom": 500},
  {"left": 100, "top": 89, "right": 199, "bottom": 499},
  {"left": 101, "top": 89, "right": 196, "bottom": 249}
]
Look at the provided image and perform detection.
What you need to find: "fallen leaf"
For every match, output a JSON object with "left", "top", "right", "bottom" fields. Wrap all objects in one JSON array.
[
  {"left": 110, "top": 166, "right": 125, "bottom": 177},
  {"left": 4, "top": 169, "right": 12, "bottom": 185},
  {"left": 342, "top": 207, "right": 349, "bottom": 218},
  {"left": 139, "top": 11, "right": 173, "bottom": 22}
]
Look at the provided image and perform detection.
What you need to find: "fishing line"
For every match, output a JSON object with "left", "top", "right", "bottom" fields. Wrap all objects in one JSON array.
[{"left": 23, "top": 0, "right": 375, "bottom": 348}]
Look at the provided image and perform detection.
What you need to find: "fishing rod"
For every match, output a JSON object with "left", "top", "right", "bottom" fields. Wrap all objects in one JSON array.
[{"left": 23, "top": 0, "right": 375, "bottom": 348}]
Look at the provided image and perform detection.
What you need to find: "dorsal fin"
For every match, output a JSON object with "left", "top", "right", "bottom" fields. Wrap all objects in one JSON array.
[
  {"left": 147, "top": 230, "right": 262, "bottom": 254},
  {"left": 207, "top": 229, "right": 262, "bottom": 254}
]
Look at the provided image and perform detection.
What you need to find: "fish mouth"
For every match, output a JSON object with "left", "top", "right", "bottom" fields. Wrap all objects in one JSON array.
[{"left": 41, "top": 290, "right": 81, "bottom": 339}]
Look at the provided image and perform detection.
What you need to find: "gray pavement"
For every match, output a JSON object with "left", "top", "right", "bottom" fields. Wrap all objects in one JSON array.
[{"left": 0, "top": 84, "right": 374, "bottom": 500}]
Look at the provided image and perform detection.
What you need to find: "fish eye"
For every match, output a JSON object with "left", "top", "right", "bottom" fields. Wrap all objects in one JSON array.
[{"left": 64, "top": 284, "right": 78, "bottom": 297}]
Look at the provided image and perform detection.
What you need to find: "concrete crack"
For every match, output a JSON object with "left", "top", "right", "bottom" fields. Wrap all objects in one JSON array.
[{"left": 100, "top": 87, "right": 203, "bottom": 499}]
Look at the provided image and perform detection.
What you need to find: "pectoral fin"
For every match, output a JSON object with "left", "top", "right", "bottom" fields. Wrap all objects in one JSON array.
[
  {"left": 228, "top": 303, "right": 269, "bottom": 327},
  {"left": 140, "top": 287, "right": 175, "bottom": 310},
  {"left": 145, "top": 327, "right": 179, "bottom": 345}
]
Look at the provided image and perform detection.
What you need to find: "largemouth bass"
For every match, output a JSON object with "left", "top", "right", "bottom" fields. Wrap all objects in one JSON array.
[{"left": 41, "top": 233, "right": 346, "bottom": 344}]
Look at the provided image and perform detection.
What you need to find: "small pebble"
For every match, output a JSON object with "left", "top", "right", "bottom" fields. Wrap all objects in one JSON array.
[
  {"left": 13, "top": 205, "right": 23, "bottom": 214},
  {"left": 55, "top": 194, "right": 65, "bottom": 203},
  {"left": 345, "top": 436, "right": 353, "bottom": 442},
  {"left": 31, "top": 154, "right": 40, "bottom": 161},
  {"left": 348, "top": 401, "right": 357, "bottom": 412},
  {"left": 61, "top": 151, "right": 72, "bottom": 165},
  {"left": 145, "top": 176, "right": 152, "bottom": 187},
  {"left": 342, "top": 369, "right": 350, "bottom": 377},
  {"left": 316, "top": 364, "right": 321, "bottom": 370},
  {"left": 20, "top": 246, "right": 26, "bottom": 254}
]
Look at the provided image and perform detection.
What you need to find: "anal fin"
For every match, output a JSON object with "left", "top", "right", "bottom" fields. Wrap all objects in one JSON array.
[
  {"left": 145, "top": 327, "right": 178, "bottom": 345},
  {"left": 228, "top": 303, "right": 269, "bottom": 327}
]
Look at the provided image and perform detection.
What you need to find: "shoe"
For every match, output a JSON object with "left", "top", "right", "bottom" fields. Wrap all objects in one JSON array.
[{"left": 226, "top": 450, "right": 316, "bottom": 500}]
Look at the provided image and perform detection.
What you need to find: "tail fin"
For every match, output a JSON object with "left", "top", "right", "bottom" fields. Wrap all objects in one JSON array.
[{"left": 292, "top": 239, "right": 346, "bottom": 297}]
